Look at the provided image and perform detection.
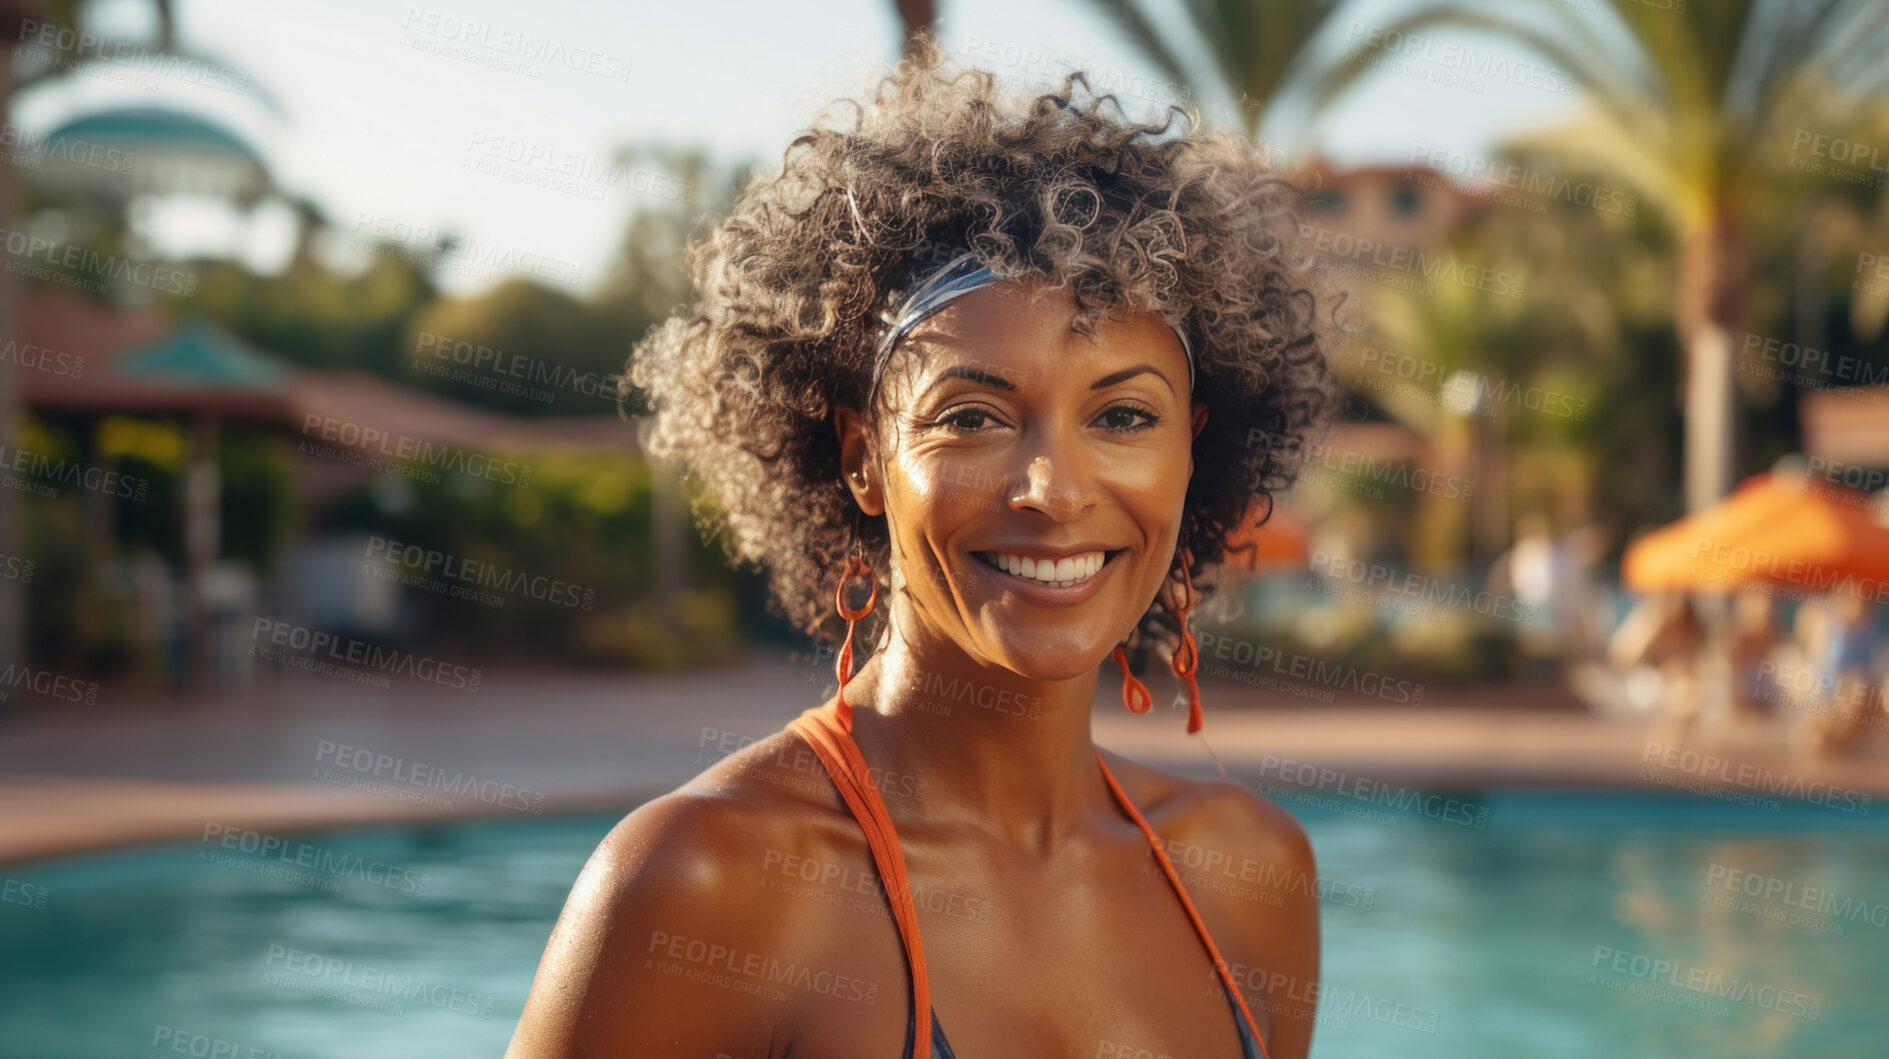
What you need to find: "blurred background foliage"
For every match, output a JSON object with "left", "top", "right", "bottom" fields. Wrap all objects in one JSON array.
[{"left": 8, "top": 0, "right": 1889, "bottom": 689}]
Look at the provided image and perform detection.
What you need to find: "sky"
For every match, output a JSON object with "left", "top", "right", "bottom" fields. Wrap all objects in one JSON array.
[{"left": 16, "top": 0, "right": 1588, "bottom": 297}]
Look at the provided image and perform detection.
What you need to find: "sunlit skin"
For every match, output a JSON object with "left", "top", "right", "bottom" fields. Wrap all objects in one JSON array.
[{"left": 505, "top": 279, "right": 1321, "bottom": 1059}]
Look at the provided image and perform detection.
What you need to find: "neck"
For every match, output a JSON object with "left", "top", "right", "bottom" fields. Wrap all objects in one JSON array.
[{"left": 836, "top": 603, "right": 1111, "bottom": 858}]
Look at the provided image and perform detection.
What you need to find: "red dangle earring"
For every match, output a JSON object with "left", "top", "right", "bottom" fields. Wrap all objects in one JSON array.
[
  {"left": 1113, "top": 546, "right": 1206, "bottom": 734},
  {"left": 1113, "top": 644, "right": 1153, "bottom": 715},
  {"left": 832, "top": 542, "right": 878, "bottom": 733},
  {"left": 1166, "top": 547, "right": 1206, "bottom": 735}
]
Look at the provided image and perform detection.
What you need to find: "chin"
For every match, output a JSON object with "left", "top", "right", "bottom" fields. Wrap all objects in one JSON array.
[{"left": 975, "top": 629, "right": 1110, "bottom": 682}]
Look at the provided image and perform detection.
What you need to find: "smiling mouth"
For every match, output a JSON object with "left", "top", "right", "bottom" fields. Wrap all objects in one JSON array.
[{"left": 971, "top": 549, "right": 1125, "bottom": 588}]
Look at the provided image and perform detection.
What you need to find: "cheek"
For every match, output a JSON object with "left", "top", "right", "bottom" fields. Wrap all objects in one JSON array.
[
  {"left": 1116, "top": 445, "right": 1192, "bottom": 512},
  {"left": 1116, "top": 454, "right": 1193, "bottom": 576},
  {"left": 892, "top": 448, "right": 1006, "bottom": 520},
  {"left": 882, "top": 464, "right": 994, "bottom": 578}
]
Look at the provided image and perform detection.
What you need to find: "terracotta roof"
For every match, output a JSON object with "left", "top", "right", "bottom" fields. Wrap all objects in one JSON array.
[
  {"left": 292, "top": 371, "right": 640, "bottom": 453},
  {"left": 19, "top": 289, "right": 638, "bottom": 453}
]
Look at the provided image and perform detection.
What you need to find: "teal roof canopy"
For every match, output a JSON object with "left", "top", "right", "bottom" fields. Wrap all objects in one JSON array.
[
  {"left": 40, "top": 106, "right": 266, "bottom": 166},
  {"left": 118, "top": 316, "right": 293, "bottom": 390}
]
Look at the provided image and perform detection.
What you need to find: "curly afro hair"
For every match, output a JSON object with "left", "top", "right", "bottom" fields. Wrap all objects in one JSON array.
[{"left": 624, "top": 37, "right": 1340, "bottom": 675}]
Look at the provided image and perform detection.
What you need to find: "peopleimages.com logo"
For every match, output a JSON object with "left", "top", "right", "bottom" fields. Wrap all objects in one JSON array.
[
  {"left": 314, "top": 740, "right": 544, "bottom": 814},
  {"left": 1641, "top": 742, "right": 1872, "bottom": 814},
  {"left": 251, "top": 619, "right": 483, "bottom": 691}
]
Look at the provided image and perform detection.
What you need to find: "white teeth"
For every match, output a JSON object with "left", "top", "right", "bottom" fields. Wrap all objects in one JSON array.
[{"left": 984, "top": 550, "right": 1106, "bottom": 586}]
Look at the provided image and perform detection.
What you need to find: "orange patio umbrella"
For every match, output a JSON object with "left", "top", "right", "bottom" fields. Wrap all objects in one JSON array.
[{"left": 1622, "top": 470, "right": 1889, "bottom": 596}]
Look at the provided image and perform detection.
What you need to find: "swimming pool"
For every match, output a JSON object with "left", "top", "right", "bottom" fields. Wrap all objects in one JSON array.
[{"left": 2, "top": 792, "right": 1884, "bottom": 1057}]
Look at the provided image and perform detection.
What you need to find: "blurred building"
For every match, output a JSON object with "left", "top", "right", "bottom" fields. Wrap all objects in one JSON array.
[
  {"left": 1801, "top": 386, "right": 1889, "bottom": 471},
  {"left": 1289, "top": 156, "right": 1491, "bottom": 253}
]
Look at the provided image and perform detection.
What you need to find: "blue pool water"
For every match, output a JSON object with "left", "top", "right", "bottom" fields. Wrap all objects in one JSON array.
[{"left": 2, "top": 792, "right": 1885, "bottom": 1058}]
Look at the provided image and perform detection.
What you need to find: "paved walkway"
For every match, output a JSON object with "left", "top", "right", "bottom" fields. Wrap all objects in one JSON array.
[{"left": 2, "top": 651, "right": 1884, "bottom": 867}]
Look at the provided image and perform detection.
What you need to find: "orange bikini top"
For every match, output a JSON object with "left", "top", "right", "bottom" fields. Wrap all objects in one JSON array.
[{"left": 786, "top": 697, "right": 1273, "bottom": 1059}]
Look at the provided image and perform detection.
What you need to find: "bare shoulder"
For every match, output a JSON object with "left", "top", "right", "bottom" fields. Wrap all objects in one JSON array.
[
  {"left": 575, "top": 725, "right": 841, "bottom": 910},
  {"left": 1099, "top": 751, "right": 1322, "bottom": 1059},
  {"left": 505, "top": 727, "right": 842, "bottom": 1058},
  {"left": 1098, "top": 750, "right": 1315, "bottom": 872},
  {"left": 1196, "top": 776, "right": 1316, "bottom": 880}
]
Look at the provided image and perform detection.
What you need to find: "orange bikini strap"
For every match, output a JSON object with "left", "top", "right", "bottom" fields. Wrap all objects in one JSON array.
[
  {"left": 1094, "top": 751, "right": 1274, "bottom": 1059},
  {"left": 787, "top": 701, "right": 933, "bottom": 1059}
]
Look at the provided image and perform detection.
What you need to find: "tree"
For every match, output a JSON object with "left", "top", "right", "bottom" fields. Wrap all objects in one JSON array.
[
  {"left": 1076, "top": 0, "right": 1344, "bottom": 136},
  {"left": 1316, "top": 0, "right": 1889, "bottom": 513},
  {"left": 893, "top": 0, "right": 937, "bottom": 56}
]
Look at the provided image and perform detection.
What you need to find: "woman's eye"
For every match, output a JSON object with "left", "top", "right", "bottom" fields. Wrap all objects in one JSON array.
[
  {"left": 940, "top": 408, "right": 997, "bottom": 432},
  {"left": 1099, "top": 406, "right": 1158, "bottom": 431},
  {"left": 932, "top": 406, "right": 1155, "bottom": 432}
]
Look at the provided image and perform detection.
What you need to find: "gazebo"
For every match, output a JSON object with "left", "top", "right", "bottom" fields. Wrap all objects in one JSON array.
[
  {"left": 22, "top": 291, "right": 642, "bottom": 689},
  {"left": 26, "top": 105, "right": 272, "bottom": 204}
]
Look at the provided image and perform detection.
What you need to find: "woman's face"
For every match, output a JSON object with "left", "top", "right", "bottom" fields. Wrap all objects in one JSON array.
[{"left": 837, "top": 280, "right": 1205, "bottom": 680}]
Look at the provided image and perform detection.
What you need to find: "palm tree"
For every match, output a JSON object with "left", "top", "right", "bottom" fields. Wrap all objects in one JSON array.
[
  {"left": 1077, "top": 0, "right": 1345, "bottom": 136},
  {"left": 1315, "top": 0, "right": 1889, "bottom": 514},
  {"left": 893, "top": 0, "right": 936, "bottom": 56}
]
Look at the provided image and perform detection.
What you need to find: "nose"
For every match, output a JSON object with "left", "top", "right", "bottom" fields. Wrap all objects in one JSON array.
[{"left": 1007, "top": 452, "right": 1095, "bottom": 520}]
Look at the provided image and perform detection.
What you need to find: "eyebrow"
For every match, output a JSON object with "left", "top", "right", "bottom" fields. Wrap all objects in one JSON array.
[
  {"left": 921, "top": 362, "right": 1172, "bottom": 397},
  {"left": 924, "top": 365, "right": 1017, "bottom": 395},
  {"left": 1090, "top": 364, "right": 1171, "bottom": 394}
]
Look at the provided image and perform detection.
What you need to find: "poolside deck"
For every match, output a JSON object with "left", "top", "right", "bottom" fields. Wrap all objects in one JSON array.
[{"left": 2, "top": 651, "right": 1884, "bottom": 868}]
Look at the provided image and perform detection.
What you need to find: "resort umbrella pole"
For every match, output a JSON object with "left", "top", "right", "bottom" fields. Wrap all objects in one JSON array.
[{"left": 183, "top": 416, "right": 221, "bottom": 692}]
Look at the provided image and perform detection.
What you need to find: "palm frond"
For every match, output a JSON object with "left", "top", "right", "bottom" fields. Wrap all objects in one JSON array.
[
  {"left": 1310, "top": 6, "right": 1656, "bottom": 151},
  {"left": 1079, "top": 0, "right": 1193, "bottom": 89}
]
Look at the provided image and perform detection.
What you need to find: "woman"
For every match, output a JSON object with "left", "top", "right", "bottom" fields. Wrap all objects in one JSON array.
[{"left": 508, "top": 39, "right": 1336, "bottom": 1059}]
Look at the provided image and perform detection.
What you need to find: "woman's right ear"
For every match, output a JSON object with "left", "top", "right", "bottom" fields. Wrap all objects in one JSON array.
[{"left": 834, "top": 406, "right": 885, "bottom": 517}]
